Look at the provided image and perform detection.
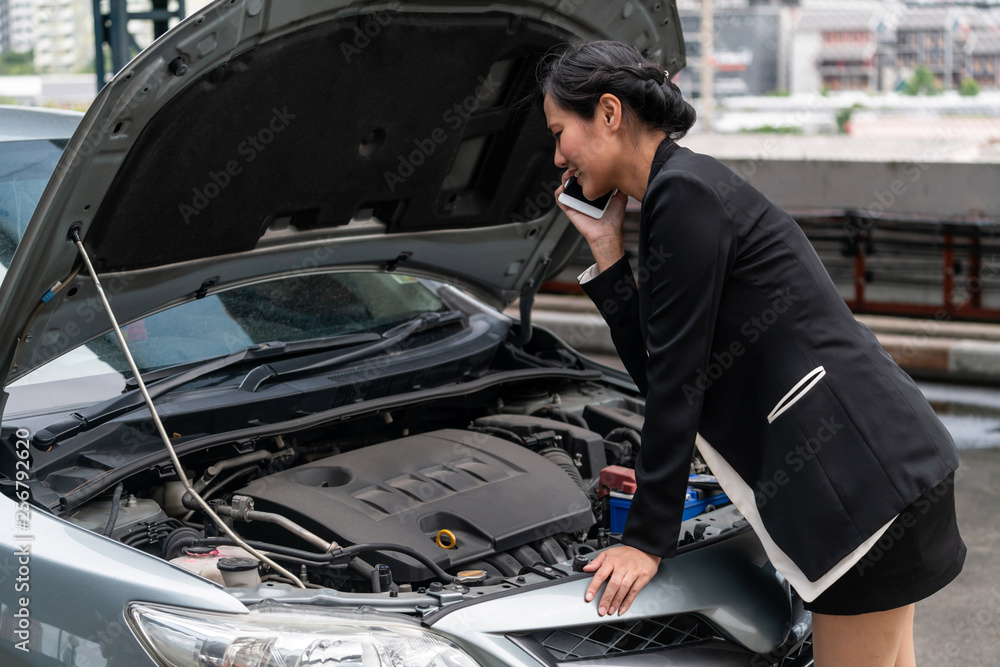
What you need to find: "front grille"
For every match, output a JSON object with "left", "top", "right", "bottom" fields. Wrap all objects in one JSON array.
[
  {"left": 528, "top": 614, "right": 721, "bottom": 661},
  {"left": 775, "top": 637, "right": 814, "bottom": 667}
]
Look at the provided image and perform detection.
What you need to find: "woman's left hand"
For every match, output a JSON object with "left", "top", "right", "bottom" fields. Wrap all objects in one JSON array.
[{"left": 583, "top": 545, "right": 662, "bottom": 616}]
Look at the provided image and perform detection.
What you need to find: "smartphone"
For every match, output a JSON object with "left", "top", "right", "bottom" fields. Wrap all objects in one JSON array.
[{"left": 558, "top": 176, "right": 617, "bottom": 219}]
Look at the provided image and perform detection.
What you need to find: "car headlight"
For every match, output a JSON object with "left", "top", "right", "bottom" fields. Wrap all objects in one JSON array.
[{"left": 127, "top": 601, "right": 481, "bottom": 667}]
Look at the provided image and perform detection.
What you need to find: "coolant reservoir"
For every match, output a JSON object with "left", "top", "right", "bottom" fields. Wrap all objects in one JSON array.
[{"left": 169, "top": 546, "right": 261, "bottom": 587}]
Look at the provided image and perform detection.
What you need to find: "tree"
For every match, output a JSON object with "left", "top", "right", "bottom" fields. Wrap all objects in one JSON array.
[
  {"left": 836, "top": 103, "right": 864, "bottom": 134},
  {"left": 0, "top": 50, "right": 35, "bottom": 75},
  {"left": 959, "top": 76, "right": 980, "bottom": 97},
  {"left": 903, "top": 65, "right": 942, "bottom": 95}
]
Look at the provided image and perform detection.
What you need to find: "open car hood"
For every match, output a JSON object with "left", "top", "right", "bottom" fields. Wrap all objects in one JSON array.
[{"left": 0, "top": 0, "right": 684, "bottom": 384}]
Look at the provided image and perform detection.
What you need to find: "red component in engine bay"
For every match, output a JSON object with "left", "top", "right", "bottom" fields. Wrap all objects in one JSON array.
[{"left": 598, "top": 465, "right": 637, "bottom": 498}]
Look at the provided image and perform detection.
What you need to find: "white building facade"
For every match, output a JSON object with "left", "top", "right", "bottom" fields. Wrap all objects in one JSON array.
[{"left": 0, "top": 0, "right": 36, "bottom": 53}]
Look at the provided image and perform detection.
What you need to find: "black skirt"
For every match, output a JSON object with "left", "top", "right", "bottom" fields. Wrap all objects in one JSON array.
[{"left": 803, "top": 472, "right": 966, "bottom": 615}]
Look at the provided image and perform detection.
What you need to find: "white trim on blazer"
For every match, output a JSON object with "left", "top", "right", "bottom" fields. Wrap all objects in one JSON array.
[
  {"left": 694, "top": 433, "right": 898, "bottom": 601},
  {"left": 767, "top": 366, "right": 827, "bottom": 424}
]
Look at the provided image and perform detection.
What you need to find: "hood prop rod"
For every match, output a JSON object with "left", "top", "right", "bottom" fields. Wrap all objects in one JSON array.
[
  {"left": 511, "top": 255, "right": 551, "bottom": 348},
  {"left": 68, "top": 227, "right": 305, "bottom": 588}
]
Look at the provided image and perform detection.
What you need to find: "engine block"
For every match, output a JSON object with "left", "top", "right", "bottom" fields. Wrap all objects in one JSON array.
[{"left": 238, "top": 429, "right": 594, "bottom": 581}]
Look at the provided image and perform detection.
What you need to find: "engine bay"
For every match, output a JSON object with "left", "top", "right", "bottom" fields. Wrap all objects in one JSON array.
[
  {"left": 53, "top": 379, "right": 745, "bottom": 594},
  {"left": 237, "top": 428, "right": 594, "bottom": 582}
]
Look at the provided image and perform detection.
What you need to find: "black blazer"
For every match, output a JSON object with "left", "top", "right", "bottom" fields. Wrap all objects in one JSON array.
[{"left": 582, "top": 137, "right": 959, "bottom": 581}]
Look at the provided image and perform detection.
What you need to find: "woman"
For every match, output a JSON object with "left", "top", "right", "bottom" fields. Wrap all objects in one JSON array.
[{"left": 538, "top": 41, "right": 965, "bottom": 666}]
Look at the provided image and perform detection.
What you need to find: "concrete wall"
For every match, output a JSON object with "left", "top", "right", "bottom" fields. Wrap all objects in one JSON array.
[{"left": 713, "top": 157, "right": 1000, "bottom": 218}]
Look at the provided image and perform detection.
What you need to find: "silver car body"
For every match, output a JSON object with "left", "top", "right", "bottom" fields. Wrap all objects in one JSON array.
[{"left": 0, "top": 2, "right": 812, "bottom": 666}]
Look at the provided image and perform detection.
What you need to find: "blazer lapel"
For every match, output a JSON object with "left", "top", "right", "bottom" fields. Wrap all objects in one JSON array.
[
  {"left": 638, "top": 137, "right": 681, "bottom": 342},
  {"left": 647, "top": 137, "right": 680, "bottom": 190}
]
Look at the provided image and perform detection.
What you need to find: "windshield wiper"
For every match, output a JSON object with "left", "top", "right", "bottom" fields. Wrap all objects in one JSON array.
[
  {"left": 237, "top": 310, "right": 465, "bottom": 392},
  {"left": 31, "top": 332, "right": 382, "bottom": 449}
]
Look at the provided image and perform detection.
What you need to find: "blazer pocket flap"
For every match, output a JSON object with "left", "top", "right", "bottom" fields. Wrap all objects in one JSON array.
[{"left": 767, "top": 366, "right": 826, "bottom": 424}]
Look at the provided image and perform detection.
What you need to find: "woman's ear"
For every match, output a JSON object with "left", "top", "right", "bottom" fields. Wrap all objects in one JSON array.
[{"left": 597, "top": 93, "right": 623, "bottom": 132}]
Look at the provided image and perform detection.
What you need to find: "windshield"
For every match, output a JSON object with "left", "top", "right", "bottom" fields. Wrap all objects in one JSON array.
[
  {"left": 4, "top": 272, "right": 445, "bottom": 415},
  {"left": 0, "top": 138, "right": 68, "bottom": 277}
]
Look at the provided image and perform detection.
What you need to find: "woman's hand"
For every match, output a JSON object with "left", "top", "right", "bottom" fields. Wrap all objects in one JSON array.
[
  {"left": 583, "top": 545, "right": 662, "bottom": 616},
  {"left": 555, "top": 169, "right": 630, "bottom": 272}
]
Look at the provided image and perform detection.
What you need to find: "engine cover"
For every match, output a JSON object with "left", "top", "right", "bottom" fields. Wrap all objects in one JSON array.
[{"left": 238, "top": 429, "right": 594, "bottom": 581}]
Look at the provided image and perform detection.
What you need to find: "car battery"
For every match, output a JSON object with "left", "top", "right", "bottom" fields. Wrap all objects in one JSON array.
[{"left": 603, "top": 467, "right": 729, "bottom": 534}]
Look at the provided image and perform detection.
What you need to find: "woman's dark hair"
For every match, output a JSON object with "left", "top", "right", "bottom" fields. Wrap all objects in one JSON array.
[{"left": 536, "top": 40, "right": 696, "bottom": 141}]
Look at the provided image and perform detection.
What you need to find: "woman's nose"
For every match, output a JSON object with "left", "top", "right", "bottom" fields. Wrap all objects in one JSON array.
[{"left": 553, "top": 145, "right": 567, "bottom": 168}]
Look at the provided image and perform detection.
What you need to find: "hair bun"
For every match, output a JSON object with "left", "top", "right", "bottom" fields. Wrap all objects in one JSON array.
[{"left": 537, "top": 40, "right": 697, "bottom": 140}]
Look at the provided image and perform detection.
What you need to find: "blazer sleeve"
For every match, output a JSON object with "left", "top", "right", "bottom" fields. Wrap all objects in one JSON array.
[
  {"left": 619, "top": 170, "right": 735, "bottom": 559},
  {"left": 580, "top": 255, "right": 649, "bottom": 395}
]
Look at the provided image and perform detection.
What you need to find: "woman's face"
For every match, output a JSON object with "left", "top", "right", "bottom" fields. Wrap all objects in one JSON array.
[{"left": 542, "top": 93, "right": 619, "bottom": 200}]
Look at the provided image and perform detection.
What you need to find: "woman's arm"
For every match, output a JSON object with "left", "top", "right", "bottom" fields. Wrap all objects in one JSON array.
[
  {"left": 579, "top": 254, "right": 648, "bottom": 395},
  {"left": 555, "top": 172, "right": 649, "bottom": 393},
  {"left": 585, "top": 169, "right": 737, "bottom": 616},
  {"left": 623, "top": 170, "right": 735, "bottom": 556}
]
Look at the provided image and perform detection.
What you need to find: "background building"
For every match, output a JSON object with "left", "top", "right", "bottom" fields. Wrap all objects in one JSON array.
[
  {"left": 966, "top": 31, "right": 1000, "bottom": 88},
  {"left": 1, "top": 1, "right": 205, "bottom": 72},
  {"left": 31, "top": 0, "right": 94, "bottom": 72},
  {"left": 791, "top": 8, "right": 888, "bottom": 92},
  {"left": 4, "top": 0, "right": 1000, "bottom": 103},
  {"left": 678, "top": 0, "right": 795, "bottom": 97},
  {"left": 895, "top": 6, "right": 996, "bottom": 89},
  {"left": 0, "top": 0, "right": 35, "bottom": 53}
]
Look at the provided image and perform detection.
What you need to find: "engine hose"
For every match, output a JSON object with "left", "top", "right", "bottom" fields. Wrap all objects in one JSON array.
[
  {"left": 467, "top": 425, "right": 525, "bottom": 446},
  {"left": 539, "top": 407, "right": 588, "bottom": 430},
  {"left": 348, "top": 558, "right": 380, "bottom": 592},
  {"left": 192, "top": 450, "right": 274, "bottom": 494},
  {"left": 338, "top": 543, "right": 457, "bottom": 583},
  {"left": 606, "top": 427, "right": 641, "bottom": 450},
  {"left": 251, "top": 552, "right": 332, "bottom": 568},
  {"left": 182, "top": 465, "right": 266, "bottom": 521},
  {"left": 199, "top": 537, "right": 337, "bottom": 562},
  {"left": 181, "top": 466, "right": 265, "bottom": 522},
  {"left": 199, "top": 537, "right": 457, "bottom": 584},
  {"left": 163, "top": 528, "right": 204, "bottom": 560},
  {"left": 179, "top": 538, "right": 336, "bottom": 569},
  {"left": 123, "top": 527, "right": 173, "bottom": 545},
  {"left": 200, "top": 466, "right": 259, "bottom": 501},
  {"left": 103, "top": 483, "right": 124, "bottom": 537},
  {"left": 121, "top": 518, "right": 185, "bottom": 547},
  {"left": 538, "top": 447, "right": 588, "bottom": 495}
]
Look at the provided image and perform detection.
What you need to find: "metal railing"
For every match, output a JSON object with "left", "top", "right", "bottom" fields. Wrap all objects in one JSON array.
[{"left": 544, "top": 206, "right": 1000, "bottom": 322}]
